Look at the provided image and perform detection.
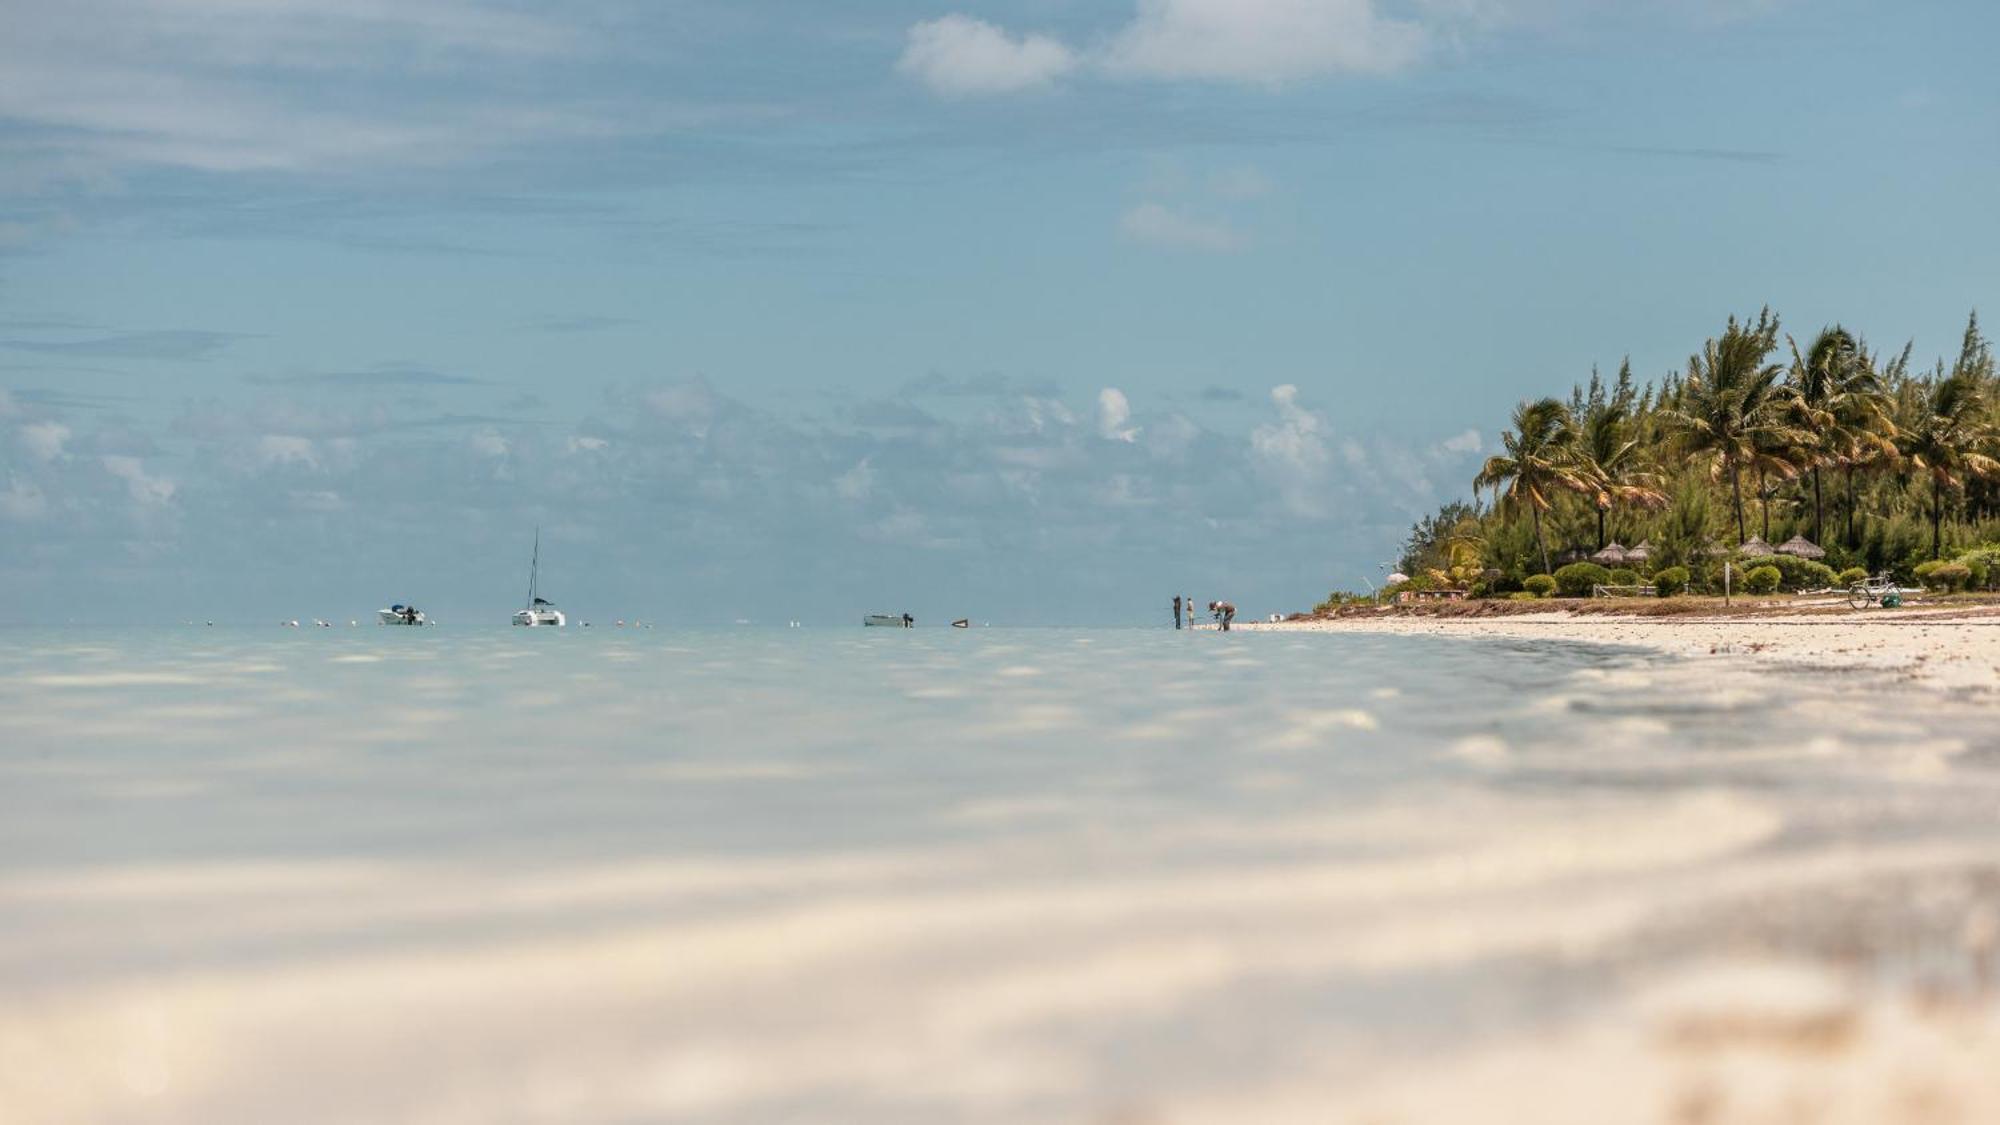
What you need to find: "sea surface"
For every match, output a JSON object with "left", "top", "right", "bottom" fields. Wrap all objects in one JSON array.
[{"left": 3, "top": 626, "right": 1999, "bottom": 1123}]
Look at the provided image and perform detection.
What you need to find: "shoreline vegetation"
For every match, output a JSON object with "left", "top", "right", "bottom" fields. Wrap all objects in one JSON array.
[
  {"left": 1267, "top": 308, "right": 2000, "bottom": 691},
  {"left": 1323, "top": 309, "right": 2000, "bottom": 614}
]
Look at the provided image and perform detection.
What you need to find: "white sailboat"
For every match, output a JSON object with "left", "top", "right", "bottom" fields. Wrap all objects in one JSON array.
[
  {"left": 378, "top": 604, "right": 428, "bottom": 626},
  {"left": 511, "top": 529, "right": 566, "bottom": 627}
]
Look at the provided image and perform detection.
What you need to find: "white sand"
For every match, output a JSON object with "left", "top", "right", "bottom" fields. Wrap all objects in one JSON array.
[{"left": 1243, "top": 605, "right": 2000, "bottom": 695}]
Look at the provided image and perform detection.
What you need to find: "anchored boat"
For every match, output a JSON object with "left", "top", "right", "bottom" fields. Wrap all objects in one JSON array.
[
  {"left": 378, "top": 604, "right": 428, "bottom": 626},
  {"left": 511, "top": 529, "right": 566, "bottom": 627},
  {"left": 863, "top": 613, "right": 912, "bottom": 627}
]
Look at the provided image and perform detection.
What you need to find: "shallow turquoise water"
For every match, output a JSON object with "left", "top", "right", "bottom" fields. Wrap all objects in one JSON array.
[{"left": 3, "top": 627, "right": 1997, "bottom": 1122}]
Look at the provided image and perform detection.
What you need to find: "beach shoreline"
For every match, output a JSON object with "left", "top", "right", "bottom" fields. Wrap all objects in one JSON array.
[{"left": 1238, "top": 605, "right": 2000, "bottom": 695}]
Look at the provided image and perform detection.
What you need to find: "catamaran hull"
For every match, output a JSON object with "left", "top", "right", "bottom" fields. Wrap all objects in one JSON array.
[{"left": 512, "top": 609, "right": 566, "bottom": 627}]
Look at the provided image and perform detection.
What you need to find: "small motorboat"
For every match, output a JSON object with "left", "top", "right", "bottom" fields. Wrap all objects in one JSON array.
[
  {"left": 864, "top": 614, "right": 913, "bottom": 628},
  {"left": 951, "top": 619, "right": 969, "bottom": 629},
  {"left": 379, "top": 604, "right": 428, "bottom": 626}
]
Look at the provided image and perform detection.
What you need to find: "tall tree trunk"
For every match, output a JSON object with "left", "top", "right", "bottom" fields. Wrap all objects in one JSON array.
[
  {"left": 1758, "top": 465, "right": 1771, "bottom": 542},
  {"left": 1729, "top": 455, "right": 1747, "bottom": 544},
  {"left": 1533, "top": 505, "right": 1550, "bottom": 576},
  {"left": 1597, "top": 505, "right": 1607, "bottom": 551},
  {"left": 1933, "top": 476, "right": 1944, "bottom": 560},
  {"left": 1847, "top": 465, "right": 1858, "bottom": 547},
  {"left": 1812, "top": 467, "right": 1824, "bottom": 545}
]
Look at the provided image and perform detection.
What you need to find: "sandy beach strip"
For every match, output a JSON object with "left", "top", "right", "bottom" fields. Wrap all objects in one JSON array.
[{"left": 1240, "top": 605, "right": 2000, "bottom": 695}]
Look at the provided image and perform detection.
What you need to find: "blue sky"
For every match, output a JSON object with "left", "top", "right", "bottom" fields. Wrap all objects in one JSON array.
[{"left": 2, "top": 0, "right": 1996, "bottom": 623}]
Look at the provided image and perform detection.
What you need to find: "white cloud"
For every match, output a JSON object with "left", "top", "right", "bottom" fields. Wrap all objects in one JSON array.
[
  {"left": 1096, "top": 388, "right": 1140, "bottom": 442},
  {"left": 1103, "top": 0, "right": 1431, "bottom": 81},
  {"left": 898, "top": 15, "right": 1079, "bottom": 97},
  {"left": 1438, "top": 428, "right": 1481, "bottom": 455},
  {"left": 19, "top": 421, "right": 71, "bottom": 463},
  {"left": 256, "top": 434, "right": 318, "bottom": 469},
  {"left": 567, "top": 435, "right": 609, "bottom": 455},
  {"left": 289, "top": 489, "right": 345, "bottom": 512},
  {"left": 0, "top": 477, "right": 47, "bottom": 520},
  {"left": 834, "top": 457, "right": 876, "bottom": 501},
  {"left": 1119, "top": 202, "right": 1245, "bottom": 252},
  {"left": 1250, "top": 384, "right": 1332, "bottom": 517},
  {"left": 468, "top": 430, "right": 510, "bottom": 458},
  {"left": 101, "top": 455, "right": 175, "bottom": 506}
]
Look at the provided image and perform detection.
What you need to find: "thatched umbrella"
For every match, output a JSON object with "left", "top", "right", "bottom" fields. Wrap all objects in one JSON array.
[
  {"left": 1776, "top": 535, "right": 1825, "bottom": 559},
  {"left": 1591, "top": 541, "right": 1628, "bottom": 566},
  {"left": 1624, "top": 540, "right": 1652, "bottom": 564},
  {"left": 1739, "top": 534, "right": 1775, "bottom": 557}
]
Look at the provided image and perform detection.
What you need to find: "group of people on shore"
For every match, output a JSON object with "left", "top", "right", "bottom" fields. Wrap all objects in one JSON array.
[{"left": 1171, "top": 595, "right": 1236, "bottom": 631}]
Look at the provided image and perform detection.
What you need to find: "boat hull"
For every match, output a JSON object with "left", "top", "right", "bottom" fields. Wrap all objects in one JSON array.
[
  {"left": 512, "top": 609, "right": 566, "bottom": 627},
  {"left": 863, "top": 615, "right": 910, "bottom": 627},
  {"left": 377, "top": 609, "right": 427, "bottom": 626}
]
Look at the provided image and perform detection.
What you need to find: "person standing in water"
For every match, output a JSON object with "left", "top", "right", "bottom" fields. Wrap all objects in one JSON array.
[
  {"left": 1172, "top": 595, "right": 1183, "bottom": 629},
  {"left": 1209, "top": 600, "right": 1236, "bottom": 631}
]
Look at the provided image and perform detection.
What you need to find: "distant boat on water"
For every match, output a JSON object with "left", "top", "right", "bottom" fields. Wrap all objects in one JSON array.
[
  {"left": 864, "top": 614, "right": 913, "bottom": 628},
  {"left": 512, "top": 529, "right": 566, "bottom": 627},
  {"left": 378, "top": 604, "right": 428, "bottom": 626},
  {"left": 951, "top": 619, "right": 969, "bottom": 629}
]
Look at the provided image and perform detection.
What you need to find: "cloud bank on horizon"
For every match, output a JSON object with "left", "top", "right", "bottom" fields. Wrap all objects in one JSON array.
[{"left": 0, "top": 372, "right": 1482, "bottom": 622}]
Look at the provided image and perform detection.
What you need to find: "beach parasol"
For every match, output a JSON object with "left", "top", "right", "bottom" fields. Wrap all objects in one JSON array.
[
  {"left": 1776, "top": 535, "right": 1825, "bottom": 559},
  {"left": 1738, "top": 534, "right": 1775, "bottom": 557},
  {"left": 1590, "top": 542, "right": 1628, "bottom": 565},
  {"left": 1624, "top": 540, "right": 1652, "bottom": 563}
]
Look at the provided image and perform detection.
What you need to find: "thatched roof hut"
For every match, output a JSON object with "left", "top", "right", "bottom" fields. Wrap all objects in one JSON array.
[
  {"left": 1624, "top": 541, "right": 1652, "bottom": 563},
  {"left": 1739, "top": 534, "right": 1775, "bottom": 557},
  {"left": 1776, "top": 535, "right": 1826, "bottom": 559},
  {"left": 1590, "top": 542, "right": 1628, "bottom": 565}
]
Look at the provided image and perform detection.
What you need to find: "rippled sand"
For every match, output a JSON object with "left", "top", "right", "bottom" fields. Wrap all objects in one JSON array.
[{"left": 2, "top": 627, "right": 1998, "bottom": 1123}]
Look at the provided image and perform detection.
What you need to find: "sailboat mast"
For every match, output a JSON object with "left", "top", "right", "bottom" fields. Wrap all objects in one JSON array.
[{"left": 528, "top": 527, "right": 539, "bottom": 606}]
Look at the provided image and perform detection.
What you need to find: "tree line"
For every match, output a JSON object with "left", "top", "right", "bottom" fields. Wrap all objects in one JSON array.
[{"left": 1396, "top": 309, "right": 2000, "bottom": 592}]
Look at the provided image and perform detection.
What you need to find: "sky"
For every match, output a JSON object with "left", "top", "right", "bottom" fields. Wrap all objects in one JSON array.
[{"left": 1, "top": 0, "right": 1996, "bottom": 624}]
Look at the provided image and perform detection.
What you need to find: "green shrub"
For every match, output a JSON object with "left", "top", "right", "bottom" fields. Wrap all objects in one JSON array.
[
  {"left": 1736, "top": 554, "right": 1835, "bottom": 591},
  {"left": 1837, "top": 566, "right": 1869, "bottom": 586},
  {"left": 1966, "top": 557, "right": 1991, "bottom": 591},
  {"left": 1913, "top": 559, "right": 1942, "bottom": 588},
  {"left": 1507, "top": 591, "right": 1541, "bottom": 601},
  {"left": 1743, "top": 565, "right": 1781, "bottom": 594},
  {"left": 1609, "top": 567, "right": 1640, "bottom": 587},
  {"left": 1553, "top": 562, "right": 1612, "bottom": 597},
  {"left": 1523, "top": 574, "right": 1558, "bottom": 598},
  {"left": 1653, "top": 566, "right": 1690, "bottom": 597},
  {"left": 1923, "top": 561, "right": 1972, "bottom": 591}
]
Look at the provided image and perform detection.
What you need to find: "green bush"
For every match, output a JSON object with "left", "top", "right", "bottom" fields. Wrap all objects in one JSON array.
[
  {"left": 1922, "top": 561, "right": 1972, "bottom": 591},
  {"left": 1523, "top": 574, "right": 1557, "bottom": 598},
  {"left": 1553, "top": 562, "right": 1612, "bottom": 597},
  {"left": 1966, "top": 557, "right": 1991, "bottom": 591},
  {"left": 1507, "top": 591, "right": 1541, "bottom": 601},
  {"left": 1740, "top": 554, "right": 1836, "bottom": 591},
  {"left": 1653, "top": 566, "right": 1690, "bottom": 597},
  {"left": 1837, "top": 566, "right": 1869, "bottom": 586},
  {"left": 1608, "top": 568, "right": 1640, "bottom": 587},
  {"left": 1743, "top": 565, "right": 1781, "bottom": 594},
  {"left": 1913, "top": 559, "right": 1942, "bottom": 587}
]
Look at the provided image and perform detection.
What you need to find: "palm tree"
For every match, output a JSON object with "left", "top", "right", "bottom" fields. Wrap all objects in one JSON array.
[
  {"left": 1475, "top": 398, "right": 1589, "bottom": 575},
  {"left": 1577, "top": 398, "right": 1665, "bottom": 548},
  {"left": 1896, "top": 373, "right": 2000, "bottom": 558},
  {"left": 1659, "top": 310, "right": 1806, "bottom": 544},
  {"left": 1787, "top": 327, "right": 1890, "bottom": 544}
]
